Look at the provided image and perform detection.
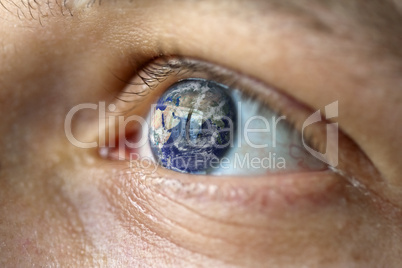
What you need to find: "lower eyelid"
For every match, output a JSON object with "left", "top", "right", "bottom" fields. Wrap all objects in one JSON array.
[{"left": 99, "top": 160, "right": 349, "bottom": 232}]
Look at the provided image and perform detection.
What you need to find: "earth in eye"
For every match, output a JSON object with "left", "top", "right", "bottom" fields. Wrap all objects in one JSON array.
[{"left": 149, "top": 78, "right": 237, "bottom": 173}]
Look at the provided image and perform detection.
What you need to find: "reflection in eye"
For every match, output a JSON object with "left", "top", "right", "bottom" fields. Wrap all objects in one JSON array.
[
  {"left": 149, "top": 78, "right": 237, "bottom": 174},
  {"left": 142, "top": 77, "right": 327, "bottom": 175}
]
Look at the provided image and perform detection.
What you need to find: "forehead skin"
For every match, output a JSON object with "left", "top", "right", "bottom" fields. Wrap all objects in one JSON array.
[{"left": 0, "top": 0, "right": 401, "bottom": 267}]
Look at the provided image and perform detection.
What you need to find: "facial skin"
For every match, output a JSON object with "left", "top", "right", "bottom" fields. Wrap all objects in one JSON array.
[{"left": 0, "top": 0, "right": 401, "bottom": 267}]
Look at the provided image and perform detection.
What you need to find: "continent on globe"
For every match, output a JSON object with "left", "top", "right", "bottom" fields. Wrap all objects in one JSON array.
[{"left": 149, "top": 78, "right": 237, "bottom": 174}]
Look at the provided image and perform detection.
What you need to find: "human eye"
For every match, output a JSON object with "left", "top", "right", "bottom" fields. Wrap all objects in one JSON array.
[
  {"left": 2, "top": 0, "right": 402, "bottom": 266},
  {"left": 90, "top": 48, "right": 385, "bottom": 267},
  {"left": 100, "top": 57, "right": 332, "bottom": 176}
]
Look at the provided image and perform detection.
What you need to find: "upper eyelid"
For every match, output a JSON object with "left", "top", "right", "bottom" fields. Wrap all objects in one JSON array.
[
  {"left": 110, "top": 56, "right": 325, "bottom": 154},
  {"left": 138, "top": 58, "right": 241, "bottom": 89},
  {"left": 114, "top": 56, "right": 312, "bottom": 117},
  {"left": 112, "top": 56, "right": 307, "bottom": 123},
  {"left": 113, "top": 58, "right": 243, "bottom": 112}
]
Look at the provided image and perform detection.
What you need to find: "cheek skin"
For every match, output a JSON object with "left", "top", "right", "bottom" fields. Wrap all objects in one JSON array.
[
  {"left": 93, "top": 161, "right": 397, "bottom": 267},
  {"left": 0, "top": 160, "right": 95, "bottom": 266},
  {"left": 2, "top": 149, "right": 401, "bottom": 267}
]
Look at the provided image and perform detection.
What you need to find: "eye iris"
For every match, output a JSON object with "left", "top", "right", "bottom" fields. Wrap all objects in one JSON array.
[{"left": 149, "top": 79, "right": 237, "bottom": 173}]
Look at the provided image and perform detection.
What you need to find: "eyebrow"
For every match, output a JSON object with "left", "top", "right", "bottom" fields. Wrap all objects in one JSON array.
[
  {"left": 2, "top": 0, "right": 401, "bottom": 47},
  {"left": 1, "top": 0, "right": 398, "bottom": 24}
]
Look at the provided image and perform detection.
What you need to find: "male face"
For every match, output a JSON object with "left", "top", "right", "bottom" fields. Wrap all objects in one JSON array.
[{"left": 0, "top": 0, "right": 401, "bottom": 267}]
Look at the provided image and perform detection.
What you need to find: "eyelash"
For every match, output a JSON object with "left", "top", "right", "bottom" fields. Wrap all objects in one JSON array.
[
  {"left": 116, "top": 57, "right": 242, "bottom": 107},
  {"left": 107, "top": 56, "right": 327, "bottom": 166}
]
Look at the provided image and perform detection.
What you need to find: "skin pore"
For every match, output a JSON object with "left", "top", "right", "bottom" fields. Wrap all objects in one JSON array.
[{"left": 0, "top": 0, "right": 401, "bottom": 267}]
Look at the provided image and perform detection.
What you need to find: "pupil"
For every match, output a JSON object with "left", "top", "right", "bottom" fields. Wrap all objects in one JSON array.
[{"left": 149, "top": 78, "right": 237, "bottom": 174}]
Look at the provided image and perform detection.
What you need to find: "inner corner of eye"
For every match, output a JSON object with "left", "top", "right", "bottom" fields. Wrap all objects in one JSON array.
[{"left": 97, "top": 113, "right": 146, "bottom": 162}]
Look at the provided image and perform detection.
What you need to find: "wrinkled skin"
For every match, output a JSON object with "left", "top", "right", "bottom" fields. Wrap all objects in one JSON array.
[{"left": 0, "top": 0, "right": 402, "bottom": 267}]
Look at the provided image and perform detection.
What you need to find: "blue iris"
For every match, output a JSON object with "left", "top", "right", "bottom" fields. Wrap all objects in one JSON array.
[{"left": 149, "top": 79, "right": 237, "bottom": 174}]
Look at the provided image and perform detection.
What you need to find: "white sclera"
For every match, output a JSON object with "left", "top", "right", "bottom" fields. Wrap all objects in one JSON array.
[
  {"left": 210, "top": 90, "right": 327, "bottom": 175},
  {"left": 140, "top": 84, "right": 327, "bottom": 175}
]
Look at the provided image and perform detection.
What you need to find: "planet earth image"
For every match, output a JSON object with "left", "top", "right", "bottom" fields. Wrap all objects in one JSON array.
[{"left": 149, "top": 78, "right": 237, "bottom": 174}]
